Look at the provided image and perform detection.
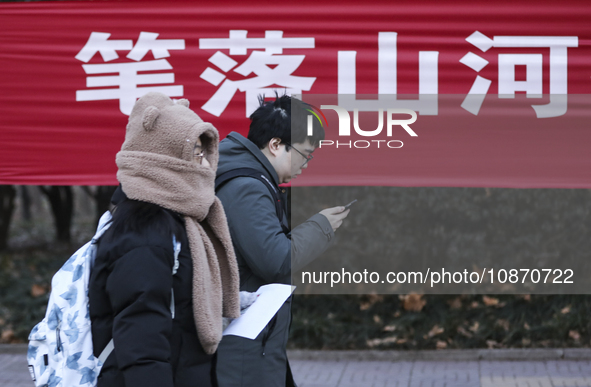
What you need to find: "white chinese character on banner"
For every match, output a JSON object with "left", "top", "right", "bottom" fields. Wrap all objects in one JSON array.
[
  {"left": 75, "top": 32, "right": 185, "bottom": 115},
  {"left": 460, "top": 31, "right": 578, "bottom": 118},
  {"left": 199, "top": 30, "right": 315, "bottom": 117},
  {"left": 337, "top": 32, "right": 439, "bottom": 115}
]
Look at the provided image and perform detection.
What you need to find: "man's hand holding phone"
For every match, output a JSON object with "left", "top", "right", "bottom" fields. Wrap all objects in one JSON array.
[
  {"left": 319, "top": 199, "right": 356, "bottom": 232},
  {"left": 342, "top": 199, "right": 357, "bottom": 211}
]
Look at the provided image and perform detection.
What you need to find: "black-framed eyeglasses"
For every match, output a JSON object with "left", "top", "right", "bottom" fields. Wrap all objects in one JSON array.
[{"left": 286, "top": 142, "right": 313, "bottom": 167}]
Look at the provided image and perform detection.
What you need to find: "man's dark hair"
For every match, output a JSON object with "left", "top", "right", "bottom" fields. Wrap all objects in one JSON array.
[{"left": 247, "top": 94, "right": 325, "bottom": 150}]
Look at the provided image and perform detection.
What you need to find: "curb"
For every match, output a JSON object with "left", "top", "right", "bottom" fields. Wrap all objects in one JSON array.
[
  {"left": 3, "top": 345, "right": 591, "bottom": 361},
  {"left": 0, "top": 344, "right": 27, "bottom": 354},
  {"left": 287, "top": 348, "right": 591, "bottom": 361}
]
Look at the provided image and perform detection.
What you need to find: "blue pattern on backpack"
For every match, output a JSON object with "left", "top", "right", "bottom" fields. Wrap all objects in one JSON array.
[
  {"left": 60, "top": 285, "right": 77, "bottom": 307},
  {"left": 64, "top": 312, "right": 80, "bottom": 344},
  {"left": 47, "top": 370, "right": 62, "bottom": 387},
  {"left": 27, "top": 345, "right": 38, "bottom": 360},
  {"left": 62, "top": 255, "right": 75, "bottom": 272},
  {"left": 79, "top": 367, "right": 96, "bottom": 385},
  {"left": 72, "top": 265, "right": 84, "bottom": 282},
  {"left": 47, "top": 305, "right": 62, "bottom": 330},
  {"left": 66, "top": 352, "right": 82, "bottom": 370},
  {"left": 68, "top": 311, "right": 79, "bottom": 326}
]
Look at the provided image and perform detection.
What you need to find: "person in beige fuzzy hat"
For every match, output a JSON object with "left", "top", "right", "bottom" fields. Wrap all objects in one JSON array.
[{"left": 88, "top": 92, "right": 240, "bottom": 387}]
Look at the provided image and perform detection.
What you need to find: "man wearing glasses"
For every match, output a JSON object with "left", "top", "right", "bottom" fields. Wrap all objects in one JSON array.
[{"left": 214, "top": 94, "right": 349, "bottom": 387}]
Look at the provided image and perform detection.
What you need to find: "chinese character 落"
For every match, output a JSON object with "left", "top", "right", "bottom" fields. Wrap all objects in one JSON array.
[{"left": 199, "top": 30, "right": 316, "bottom": 117}]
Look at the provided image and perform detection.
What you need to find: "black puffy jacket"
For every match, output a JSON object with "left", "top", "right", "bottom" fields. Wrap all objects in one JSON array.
[{"left": 89, "top": 189, "right": 213, "bottom": 387}]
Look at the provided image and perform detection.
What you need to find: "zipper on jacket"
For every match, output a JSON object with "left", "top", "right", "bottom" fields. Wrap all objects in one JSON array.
[
  {"left": 261, "top": 313, "right": 278, "bottom": 356},
  {"left": 56, "top": 321, "right": 62, "bottom": 352}
]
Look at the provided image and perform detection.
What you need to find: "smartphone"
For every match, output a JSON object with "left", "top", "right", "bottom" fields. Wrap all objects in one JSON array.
[{"left": 342, "top": 199, "right": 357, "bottom": 211}]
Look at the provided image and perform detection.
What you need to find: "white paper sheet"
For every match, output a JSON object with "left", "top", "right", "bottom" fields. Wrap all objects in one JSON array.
[{"left": 222, "top": 284, "right": 295, "bottom": 340}]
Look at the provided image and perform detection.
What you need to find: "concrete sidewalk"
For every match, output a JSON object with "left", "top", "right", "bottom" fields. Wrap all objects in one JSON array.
[
  {"left": 291, "top": 359, "right": 591, "bottom": 387},
  {"left": 3, "top": 346, "right": 591, "bottom": 387}
]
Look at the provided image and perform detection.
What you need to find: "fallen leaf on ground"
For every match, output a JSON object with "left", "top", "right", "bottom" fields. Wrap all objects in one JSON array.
[
  {"left": 496, "top": 319, "right": 510, "bottom": 331},
  {"left": 360, "top": 294, "right": 384, "bottom": 311},
  {"left": 428, "top": 325, "right": 444, "bottom": 338},
  {"left": 383, "top": 325, "right": 397, "bottom": 332},
  {"left": 0, "top": 329, "right": 14, "bottom": 343},
  {"left": 366, "top": 336, "right": 397, "bottom": 348},
  {"left": 457, "top": 326, "right": 473, "bottom": 338},
  {"left": 561, "top": 306, "right": 571, "bottom": 314},
  {"left": 482, "top": 296, "right": 499, "bottom": 306},
  {"left": 401, "top": 294, "right": 426, "bottom": 312},
  {"left": 31, "top": 284, "right": 46, "bottom": 298},
  {"left": 447, "top": 297, "right": 462, "bottom": 309},
  {"left": 569, "top": 330, "right": 581, "bottom": 341}
]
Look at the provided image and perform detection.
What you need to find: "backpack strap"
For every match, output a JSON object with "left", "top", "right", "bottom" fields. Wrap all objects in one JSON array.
[
  {"left": 216, "top": 168, "right": 289, "bottom": 234},
  {"left": 97, "top": 339, "right": 114, "bottom": 365}
]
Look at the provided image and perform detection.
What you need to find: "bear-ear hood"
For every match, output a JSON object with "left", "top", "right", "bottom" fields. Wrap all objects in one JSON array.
[{"left": 121, "top": 92, "right": 219, "bottom": 170}]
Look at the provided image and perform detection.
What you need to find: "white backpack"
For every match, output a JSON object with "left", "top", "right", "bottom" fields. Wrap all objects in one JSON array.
[{"left": 27, "top": 211, "right": 181, "bottom": 387}]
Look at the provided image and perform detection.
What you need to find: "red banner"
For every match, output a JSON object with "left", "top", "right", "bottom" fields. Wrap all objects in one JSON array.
[{"left": 1, "top": 0, "right": 590, "bottom": 187}]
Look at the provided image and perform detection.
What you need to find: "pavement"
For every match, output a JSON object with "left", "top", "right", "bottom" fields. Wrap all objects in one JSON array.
[{"left": 2, "top": 345, "right": 591, "bottom": 387}]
